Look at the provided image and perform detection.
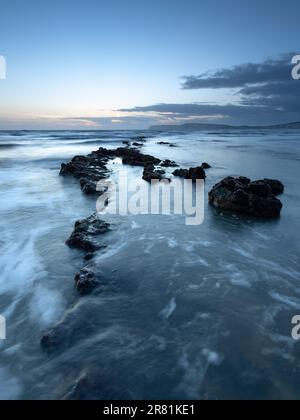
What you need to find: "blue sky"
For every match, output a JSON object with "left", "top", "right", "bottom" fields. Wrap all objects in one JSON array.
[{"left": 0, "top": 0, "right": 299, "bottom": 129}]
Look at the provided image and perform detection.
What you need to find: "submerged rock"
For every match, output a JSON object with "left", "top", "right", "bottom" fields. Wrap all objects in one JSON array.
[
  {"left": 173, "top": 166, "right": 206, "bottom": 180},
  {"left": 64, "top": 369, "right": 133, "bottom": 400},
  {"left": 66, "top": 214, "right": 110, "bottom": 252},
  {"left": 209, "top": 176, "right": 284, "bottom": 218}
]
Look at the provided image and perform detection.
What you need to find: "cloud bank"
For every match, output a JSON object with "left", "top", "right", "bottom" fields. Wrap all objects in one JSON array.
[{"left": 121, "top": 53, "right": 300, "bottom": 126}]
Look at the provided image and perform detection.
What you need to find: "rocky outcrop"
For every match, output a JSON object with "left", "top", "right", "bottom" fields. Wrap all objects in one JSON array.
[
  {"left": 201, "top": 162, "right": 211, "bottom": 169},
  {"left": 74, "top": 267, "right": 102, "bottom": 295},
  {"left": 66, "top": 214, "right": 110, "bottom": 253},
  {"left": 173, "top": 166, "right": 206, "bottom": 180},
  {"left": 142, "top": 165, "right": 165, "bottom": 183},
  {"left": 209, "top": 177, "right": 284, "bottom": 218},
  {"left": 60, "top": 147, "right": 164, "bottom": 193},
  {"left": 161, "top": 159, "right": 178, "bottom": 168}
]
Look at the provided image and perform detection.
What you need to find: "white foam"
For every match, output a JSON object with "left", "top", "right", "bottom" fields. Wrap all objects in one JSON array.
[
  {"left": 160, "top": 298, "right": 177, "bottom": 320},
  {"left": 202, "top": 348, "right": 223, "bottom": 366},
  {"left": 269, "top": 292, "right": 300, "bottom": 310},
  {"left": 30, "top": 286, "right": 65, "bottom": 328}
]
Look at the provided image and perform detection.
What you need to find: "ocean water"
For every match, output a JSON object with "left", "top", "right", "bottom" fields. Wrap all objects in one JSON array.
[{"left": 0, "top": 129, "right": 300, "bottom": 400}]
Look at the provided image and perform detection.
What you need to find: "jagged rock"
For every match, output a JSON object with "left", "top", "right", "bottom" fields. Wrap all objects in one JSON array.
[
  {"left": 74, "top": 268, "right": 100, "bottom": 295},
  {"left": 80, "top": 178, "right": 97, "bottom": 194},
  {"left": 209, "top": 176, "right": 284, "bottom": 218},
  {"left": 66, "top": 214, "right": 110, "bottom": 252},
  {"left": 132, "top": 142, "right": 143, "bottom": 147},
  {"left": 157, "top": 141, "right": 171, "bottom": 145},
  {"left": 202, "top": 162, "right": 211, "bottom": 169},
  {"left": 60, "top": 147, "right": 164, "bottom": 193},
  {"left": 173, "top": 166, "right": 206, "bottom": 180},
  {"left": 161, "top": 160, "right": 179, "bottom": 168},
  {"left": 118, "top": 148, "right": 161, "bottom": 167},
  {"left": 142, "top": 165, "right": 164, "bottom": 182}
]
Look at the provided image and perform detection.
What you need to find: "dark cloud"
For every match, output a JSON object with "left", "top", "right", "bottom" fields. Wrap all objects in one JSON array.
[
  {"left": 182, "top": 53, "right": 295, "bottom": 89},
  {"left": 121, "top": 53, "right": 300, "bottom": 125}
]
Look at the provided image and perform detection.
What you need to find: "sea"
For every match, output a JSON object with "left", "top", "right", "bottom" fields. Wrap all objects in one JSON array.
[{"left": 0, "top": 129, "right": 300, "bottom": 400}]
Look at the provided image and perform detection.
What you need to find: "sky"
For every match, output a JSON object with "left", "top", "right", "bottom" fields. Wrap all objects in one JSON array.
[{"left": 0, "top": 0, "right": 299, "bottom": 129}]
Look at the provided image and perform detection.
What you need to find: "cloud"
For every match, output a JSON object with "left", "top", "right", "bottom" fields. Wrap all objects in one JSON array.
[
  {"left": 121, "top": 53, "right": 300, "bottom": 125},
  {"left": 181, "top": 53, "right": 295, "bottom": 89}
]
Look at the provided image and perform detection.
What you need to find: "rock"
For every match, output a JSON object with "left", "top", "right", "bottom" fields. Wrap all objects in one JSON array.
[
  {"left": 161, "top": 159, "right": 178, "bottom": 168},
  {"left": 132, "top": 136, "right": 147, "bottom": 143},
  {"left": 202, "top": 162, "right": 211, "bottom": 169},
  {"left": 132, "top": 142, "right": 143, "bottom": 147},
  {"left": 117, "top": 148, "right": 161, "bottom": 167},
  {"left": 80, "top": 178, "right": 97, "bottom": 194},
  {"left": 263, "top": 179, "right": 284, "bottom": 195},
  {"left": 66, "top": 214, "right": 110, "bottom": 252},
  {"left": 169, "top": 144, "right": 177, "bottom": 148},
  {"left": 173, "top": 166, "right": 206, "bottom": 180},
  {"left": 60, "top": 147, "right": 164, "bottom": 192},
  {"left": 74, "top": 267, "right": 100, "bottom": 295},
  {"left": 142, "top": 165, "right": 164, "bottom": 183},
  {"left": 122, "top": 141, "right": 130, "bottom": 147},
  {"left": 209, "top": 176, "right": 284, "bottom": 218},
  {"left": 157, "top": 141, "right": 171, "bottom": 145}
]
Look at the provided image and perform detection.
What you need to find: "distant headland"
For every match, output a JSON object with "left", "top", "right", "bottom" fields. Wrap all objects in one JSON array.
[{"left": 149, "top": 122, "right": 300, "bottom": 131}]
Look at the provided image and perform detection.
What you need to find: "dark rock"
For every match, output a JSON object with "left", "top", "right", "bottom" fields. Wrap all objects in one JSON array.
[
  {"left": 173, "top": 168, "right": 189, "bottom": 178},
  {"left": 173, "top": 166, "right": 206, "bottom": 180},
  {"left": 84, "top": 253, "right": 95, "bottom": 261},
  {"left": 262, "top": 179, "right": 284, "bottom": 195},
  {"left": 66, "top": 214, "right": 110, "bottom": 252},
  {"left": 142, "top": 165, "right": 164, "bottom": 183},
  {"left": 80, "top": 178, "right": 97, "bottom": 195},
  {"left": 132, "top": 142, "right": 143, "bottom": 147},
  {"left": 169, "top": 144, "right": 177, "bottom": 148},
  {"left": 157, "top": 141, "right": 171, "bottom": 145},
  {"left": 202, "top": 162, "right": 211, "bottom": 169},
  {"left": 116, "top": 148, "right": 161, "bottom": 167},
  {"left": 74, "top": 268, "right": 100, "bottom": 295},
  {"left": 161, "top": 159, "right": 179, "bottom": 168},
  {"left": 60, "top": 147, "right": 164, "bottom": 193},
  {"left": 209, "top": 176, "right": 284, "bottom": 218}
]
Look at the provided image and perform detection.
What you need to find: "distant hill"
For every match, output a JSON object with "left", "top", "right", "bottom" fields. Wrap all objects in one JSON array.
[{"left": 149, "top": 122, "right": 300, "bottom": 131}]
